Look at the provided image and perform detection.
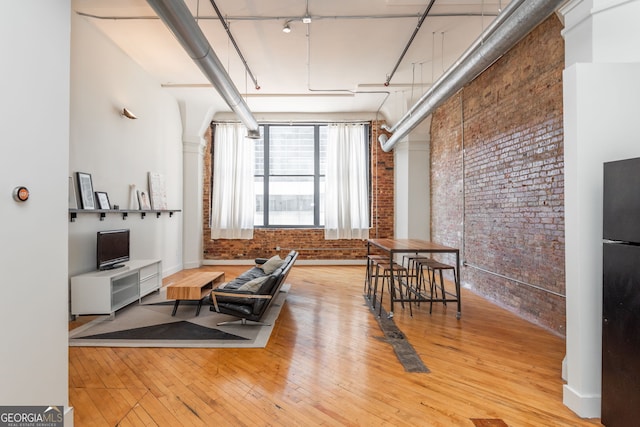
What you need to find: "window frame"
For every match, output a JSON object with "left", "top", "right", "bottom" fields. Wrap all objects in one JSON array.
[{"left": 257, "top": 124, "right": 326, "bottom": 228}]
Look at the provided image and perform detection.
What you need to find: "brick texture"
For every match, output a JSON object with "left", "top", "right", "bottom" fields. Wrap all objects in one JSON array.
[
  {"left": 202, "top": 121, "right": 394, "bottom": 261},
  {"left": 431, "top": 16, "right": 566, "bottom": 334}
]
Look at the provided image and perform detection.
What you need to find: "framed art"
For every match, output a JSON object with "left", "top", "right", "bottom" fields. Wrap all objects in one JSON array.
[
  {"left": 95, "top": 191, "right": 111, "bottom": 210},
  {"left": 137, "top": 190, "right": 151, "bottom": 210},
  {"left": 68, "top": 176, "right": 78, "bottom": 209},
  {"left": 148, "top": 172, "right": 168, "bottom": 210},
  {"left": 76, "top": 172, "right": 95, "bottom": 210}
]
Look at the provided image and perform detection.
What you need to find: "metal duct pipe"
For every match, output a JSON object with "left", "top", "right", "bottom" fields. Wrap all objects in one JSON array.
[
  {"left": 379, "top": 0, "right": 564, "bottom": 152},
  {"left": 146, "top": 0, "right": 260, "bottom": 138},
  {"left": 380, "top": 0, "right": 526, "bottom": 134}
]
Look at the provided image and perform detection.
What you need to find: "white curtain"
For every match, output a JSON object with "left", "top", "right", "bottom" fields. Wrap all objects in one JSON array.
[
  {"left": 324, "top": 123, "right": 370, "bottom": 240},
  {"left": 210, "top": 123, "right": 255, "bottom": 239}
]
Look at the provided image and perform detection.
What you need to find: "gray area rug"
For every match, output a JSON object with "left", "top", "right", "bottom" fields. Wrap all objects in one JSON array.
[
  {"left": 364, "top": 295, "right": 430, "bottom": 373},
  {"left": 69, "top": 284, "right": 290, "bottom": 348}
]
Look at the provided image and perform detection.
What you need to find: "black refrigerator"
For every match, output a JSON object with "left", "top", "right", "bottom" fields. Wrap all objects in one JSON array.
[{"left": 602, "top": 157, "right": 640, "bottom": 426}]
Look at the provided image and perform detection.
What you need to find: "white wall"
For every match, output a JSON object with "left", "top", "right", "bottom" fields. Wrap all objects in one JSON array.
[
  {"left": 561, "top": 0, "right": 640, "bottom": 418},
  {"left": 69, "top": 13, "right": 184, "bottom": 277},
  {"left": 0, "top": 0, "right": 71, "bottom": 421}
]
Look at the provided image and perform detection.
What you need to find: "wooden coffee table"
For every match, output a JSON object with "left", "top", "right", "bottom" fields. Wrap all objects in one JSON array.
[{"left": 165, "top": 271, "right": 225, "bottom": 316}]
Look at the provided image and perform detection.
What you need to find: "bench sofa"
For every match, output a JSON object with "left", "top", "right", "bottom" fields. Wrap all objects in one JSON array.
[{"left": 209, "top": 250, "right": 298, "bottom": 325}]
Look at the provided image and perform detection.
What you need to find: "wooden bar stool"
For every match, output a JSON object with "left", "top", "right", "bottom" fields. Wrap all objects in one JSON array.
[
  {"left": 412, "top": 256, "right": 437, "bottom": 300},
  {"left": 402, "top": 253, "right": 425, "bottom": 288},
  {"left": 364, "top": 255, "right": 388, "bottom": 299},
  {"left": 375, "top": 261, "right": 410, "bottom": 318},
  {"left": 422, "top": 259, "right": 458, "bottom": 315}
]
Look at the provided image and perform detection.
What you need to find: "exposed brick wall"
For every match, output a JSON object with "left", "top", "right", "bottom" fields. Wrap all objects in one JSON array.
[
  {"left": 370, "top": 122, "right": 394, "bottom": 239},
  {"left": 431, "top": 16, "right": 566, "bottom": 334},
  {"left": 202, "top": 121, "right": 394, "bottom": 261}
]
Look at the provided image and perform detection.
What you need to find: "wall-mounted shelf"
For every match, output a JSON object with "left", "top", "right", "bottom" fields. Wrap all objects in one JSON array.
[{"left": 69, "top": 208, "right": 181, "bottom": 222}]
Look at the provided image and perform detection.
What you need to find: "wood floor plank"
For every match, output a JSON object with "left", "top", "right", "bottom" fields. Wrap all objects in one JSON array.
[
  {"left": 133, "top": 390, "right": 185, "bottom": 426},
  {"left": 81, "top": 388, "right": 142, "bottom": 426},
  {"left": 69, "top": 265, "right": 602, "bottom": 426},
  {"left": 68, "top": 388, "right": 111, "bottom": 427}
]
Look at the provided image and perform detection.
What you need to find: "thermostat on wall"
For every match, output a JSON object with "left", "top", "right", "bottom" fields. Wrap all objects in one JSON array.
[{"left": 13, "top": 186, "right": 29, "bottom": 202}]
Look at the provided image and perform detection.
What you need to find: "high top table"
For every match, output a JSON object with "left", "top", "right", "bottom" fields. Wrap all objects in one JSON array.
[{"left": 367, "top": 238, "right": 461, "bottom": 319}]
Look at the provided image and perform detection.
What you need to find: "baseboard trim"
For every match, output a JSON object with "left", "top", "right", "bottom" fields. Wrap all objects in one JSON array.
[
  {"left": 163, "top": 264, "right": 184, "bottom": 277},
  {"left": 562, "top": 384, "right": 601, "bottom": 419},
  {"left": 182, "top": 261, "right": 202, "bottom": 269},
  {"left": 203, "top": 259, "right": 366, "bottom": 266},
  {"left": 64, "top": 406, "right": 74, "bottom": 427}
]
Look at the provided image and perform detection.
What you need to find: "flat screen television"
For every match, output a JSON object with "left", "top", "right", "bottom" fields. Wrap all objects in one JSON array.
[{"left": 96, "top": 229, "right": 130, "bottom": 270}]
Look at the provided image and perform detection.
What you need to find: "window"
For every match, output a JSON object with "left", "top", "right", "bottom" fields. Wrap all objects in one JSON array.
[
  {"left": 254, "top": 124, "right": 324, "bottom": 227},
  {"left": 254, "top": 123, "right": 369, "bottom": 228}
]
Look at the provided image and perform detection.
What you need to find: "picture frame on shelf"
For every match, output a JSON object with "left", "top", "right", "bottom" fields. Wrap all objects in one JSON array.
[
  {"left": 148, "top": 172, "right": 168, "bottom": 210},
  {"left": 68, "top": 176, "right": 78, "bottom": 209},
  {"left": 137, "top": 190, "right": 151, "bottom": 210},
  {"left": 95, "top": 191, "right": 111, "bottom": 210},
  {"left": 76, "top": 172, "right": 95, "bottom": 210}
]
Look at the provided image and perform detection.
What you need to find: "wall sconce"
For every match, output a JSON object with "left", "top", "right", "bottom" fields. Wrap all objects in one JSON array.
[{"left": 120, "top": 108, "right": 138, "bottom": 119}]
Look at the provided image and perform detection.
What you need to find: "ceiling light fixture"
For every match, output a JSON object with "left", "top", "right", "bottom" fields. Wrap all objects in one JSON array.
[
  {"left": 121, "top": 108, "right": 138, "bottom": 119},
  {"left": 282, "top": 22, "right": 291, "bottom": 33}
]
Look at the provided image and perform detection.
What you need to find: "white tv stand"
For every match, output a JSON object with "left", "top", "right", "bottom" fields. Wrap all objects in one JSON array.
[{"left": 70, "top": 259, "right": 162, "bottom": 317}]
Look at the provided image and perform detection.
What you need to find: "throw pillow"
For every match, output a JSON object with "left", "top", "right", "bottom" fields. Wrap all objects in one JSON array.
[
  {"left": 238, "top": 275, "right": 269, "bottom": 292},
  {"left": 260, "top": 255, "right": 285, "bottom": 274}
]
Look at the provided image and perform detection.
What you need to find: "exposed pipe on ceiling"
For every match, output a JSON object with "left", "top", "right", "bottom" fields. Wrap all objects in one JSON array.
[
  {"left": 303, "top": 20, "right": 391, "bottom": 119},
  {"left": 384, "top": 0, "right": 436, "bottom": 87},
  {"left": 378, "top": 0, "right": 564, "bottom": 152},
  {"left": 146, "top": 0, "right": 260, "bottom": 138},
  {"left": 208, "top": 0, "right": 260, "bottom": 90},
  {"left": 381, "top": 0, "right": 526, "bottom": 134},
  {"left": 76, "top": 12, "right": 500, "bottom": 22}
]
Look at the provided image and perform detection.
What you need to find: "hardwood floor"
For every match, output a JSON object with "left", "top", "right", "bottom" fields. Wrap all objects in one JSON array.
[{"left": 69, "top": 265, "right": 602, "bottom": 426}]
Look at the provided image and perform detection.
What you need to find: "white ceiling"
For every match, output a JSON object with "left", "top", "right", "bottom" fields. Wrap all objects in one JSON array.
[{"left": 73, "top": 0, "right": 511, "bottom": 122}]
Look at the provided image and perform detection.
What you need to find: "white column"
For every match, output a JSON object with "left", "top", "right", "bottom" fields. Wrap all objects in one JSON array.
[
  {"left": 394, "top": 137, "right": 430, "bottom": 240},
  {"left": 182, "top": 137, "right": 206, "bottom": 269},
  {"left": 560, "top": 0, "right": 640, "bottom": 418}
]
